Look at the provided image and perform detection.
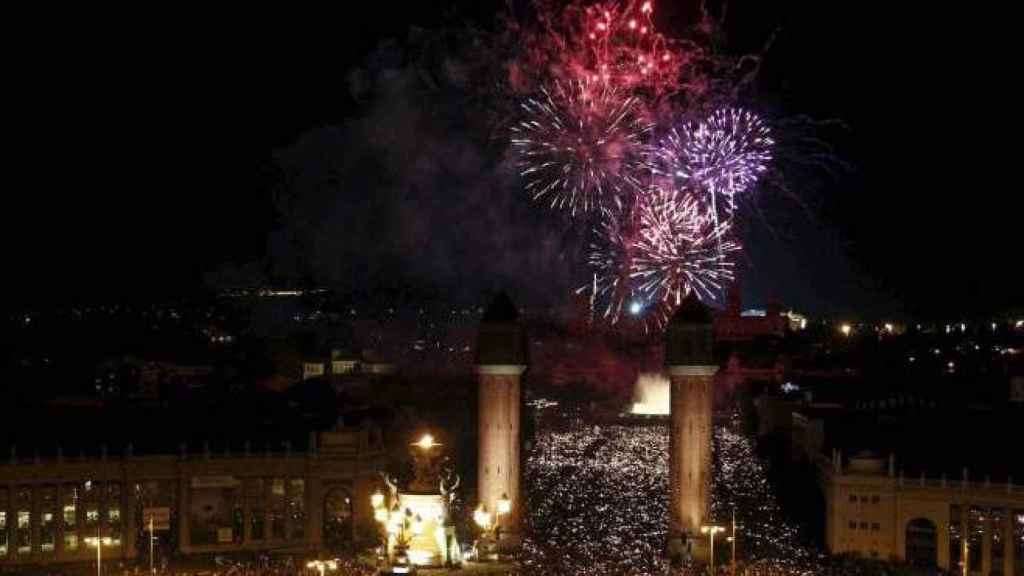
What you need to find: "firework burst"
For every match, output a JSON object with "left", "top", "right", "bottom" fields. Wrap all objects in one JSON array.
[
  {"left": 632, "top": 187, "right": 738, "bottom": 310},
  {"left": 656, "top": 108, "right": 774, "bottom": 221},
  {"left": 578, "top": 188, "right": 737, "bottom": 331},
  {"left": 511, "top": 79, "right": 652, "bottom": 216}
]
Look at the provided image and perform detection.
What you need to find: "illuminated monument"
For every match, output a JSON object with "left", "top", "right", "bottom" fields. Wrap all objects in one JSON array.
[
  {"left": 475, "top": 293, "right": 528, "bottom": 547},
  {"left": 666, "top": 294, "right": 718, "bottom": 562}
]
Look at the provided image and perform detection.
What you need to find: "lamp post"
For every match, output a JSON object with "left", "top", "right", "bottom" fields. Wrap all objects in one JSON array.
[
  {"left": 701, "top": 524, "right": 725, "bottom": 576},
  {"left": 147, "top": 516, "right": 158, "bottom": 575},
  {"left": 962, "top": 535, "right": 968, "bottom": 576},
  {"left": 496, "top": 493, "right": 511, "bottom": 544},
  {"left": 84, "top": 532, "right": 114, "bottom": 576},
  {"left": 306, "top": 559, "right": 338, "bottom": 576},
  {"left": 473, "top": 505, "right": 497, "bottom": 561},
  {"left": 726, "top": 508, "right": 738, "bottom": 576}
]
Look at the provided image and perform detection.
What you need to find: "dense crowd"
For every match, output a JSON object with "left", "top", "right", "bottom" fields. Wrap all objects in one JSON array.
[{"left": 519, "top": 407, "right": 826, "bottom": 575}]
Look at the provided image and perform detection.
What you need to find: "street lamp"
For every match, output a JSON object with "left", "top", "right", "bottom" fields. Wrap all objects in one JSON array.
[
  {"left": 961, "top": 536, "right": 968, "bottom": 576},
  {"left": 701, "top": 524, "right": 725, "bottom": 576},
  {"left": 306, "top": 559, "right": 338, "bottom": 576},
  {"left": 415, "top": 434, "right": 437, "bottom": 451},
  {"left": 474, "top": 505, "right": 497, "bottom": 561},
  {"left": 84, "top": 534, "right": 114, "bottom": 576},
  {"left": 725, "top": 508, "right": 739, "bottom": 576},
  {"left": 496, "top": 493, "right": 511, "bottom": 544}
]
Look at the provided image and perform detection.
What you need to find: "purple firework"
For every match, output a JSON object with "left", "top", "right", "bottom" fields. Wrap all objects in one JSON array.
[{"left": 655, "top": 108, "right": 773, "bottom": 220}]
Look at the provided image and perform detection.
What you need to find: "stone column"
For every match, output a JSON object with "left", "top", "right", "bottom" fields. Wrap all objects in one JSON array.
[
  {"left": 123, "top": 478, "right": 136, "bottom": 560},
  {"left": 982, "top": 508, "right": 991, "bottom": 576},
  {"left": 242, "top": 479, "right": 252, "bottom": 545},
  {"left": 475, "top": 292, "right": 528, "bottom": 547},
  {"left": 1004, "top": 509, "right": 1015, "bottom": 576},
  {"left": 284, "top": 476, "right": 293, "bottom": 542},
  {"left": 30, "top": 485, "right": 40, "bottom": 555},
  {"left": 55, "top": 484, "right": 64, "bottom": 559},
  {"left": 178, "top": 477, "right": 190, "bottom": 552},
  {"left": 265, "top": 478, "right": 275, "bottom": 542},
  {"left": 961, "top": 504, "right": 971, "bottom": 573},
  {"left": 666, "top": 295, "right": 717, "bottom": 563},
  {"left": 305, "top": 475, "right": 323, "bottom": 550}
]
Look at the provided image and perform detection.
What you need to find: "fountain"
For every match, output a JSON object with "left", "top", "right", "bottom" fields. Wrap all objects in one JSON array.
[{"left": 630, "top": 372, "right": 671, "bottom": 416}]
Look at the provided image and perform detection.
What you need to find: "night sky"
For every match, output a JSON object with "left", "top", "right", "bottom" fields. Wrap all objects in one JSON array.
[{"left": 9, "top": 2, "right": 1019, "bottom": 320}]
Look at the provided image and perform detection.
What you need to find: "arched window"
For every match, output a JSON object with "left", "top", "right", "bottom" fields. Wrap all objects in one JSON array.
[
  {"left": 323, "top": 487, "right": 353, "bottom": 550},
  {"left": 0, "top": 487, "right": 8, "bottom": 558},
  {"left": 62, "top": 483, "right": 78, "bottom": 552},
  {"left": 39, "top": 486, "right": 56, "bottom": 553},
  {"left": 16, "top": 487, "right": 31, "bottom": 555},
  {"left": 906, "top": 517, "right": 938, "bottom": 568}
]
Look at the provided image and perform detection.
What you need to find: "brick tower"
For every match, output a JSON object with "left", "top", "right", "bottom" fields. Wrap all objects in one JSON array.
[
  {"left": 666, "top": 294, "right": 718, "bottom": 562},
  {"left": 475, "top": 292, "right": 528, "bottom": 544}
]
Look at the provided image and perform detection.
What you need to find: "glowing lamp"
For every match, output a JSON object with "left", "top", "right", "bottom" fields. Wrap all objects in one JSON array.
[
  {"left": 374, "top": 508, "right": 388, "bottom": 524},
  {"left": 371, "top": 490, "right": 385, "bottom": 510},
  {"left": 497, "top": 493, "right": 512, "bottom": 516},
  {"left": 415, "top": 434, "right": 437, "bottom": 451},
  {"left": 473, "top": 505, "right": 492, "bottom": 529}
]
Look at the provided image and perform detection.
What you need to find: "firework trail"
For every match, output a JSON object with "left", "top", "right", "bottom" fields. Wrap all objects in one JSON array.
[
  {"left": 511, "top": 79, "right": 653, "bottom": 216},
  {"left": 576, "top": 205, "right": 639, "bottom": 323}
]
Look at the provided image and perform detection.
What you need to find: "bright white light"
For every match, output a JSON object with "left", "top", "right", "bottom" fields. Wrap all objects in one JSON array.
[
  {"left": 628, "top": 301, "right": 643, "bottom": 316},
  {"left": 415, "top": 434, "right": 437, "bottom": 450}
]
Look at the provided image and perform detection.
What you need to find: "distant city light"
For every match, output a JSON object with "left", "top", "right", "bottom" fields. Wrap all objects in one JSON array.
[
  {"left": 781, "top": 382, "right": 800, "bottom": 393},
  {"left": 628, "top": 301, "right": 644, "bottom": 316},
  {"left": 741, "top": 309, "right": 766, "bottom": 317},
  {"left": 840, "top": 323, "right": 852, "bottom": 337},
  {"left": 883, "top": 323, "right": 894, "bottom": 334}
]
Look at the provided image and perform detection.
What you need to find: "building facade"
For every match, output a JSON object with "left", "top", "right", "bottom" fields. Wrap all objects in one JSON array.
[
  {"left": 0, "top": 425, "right": 386, "bottom": 570},
  {"left": 821, "top": 452, "right": 1024, "bottom": 574}
]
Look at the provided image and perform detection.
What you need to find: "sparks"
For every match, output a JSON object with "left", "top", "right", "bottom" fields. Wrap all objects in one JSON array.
[{"left": 511, "top": 80, "right": 652, "bottom": 216}]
